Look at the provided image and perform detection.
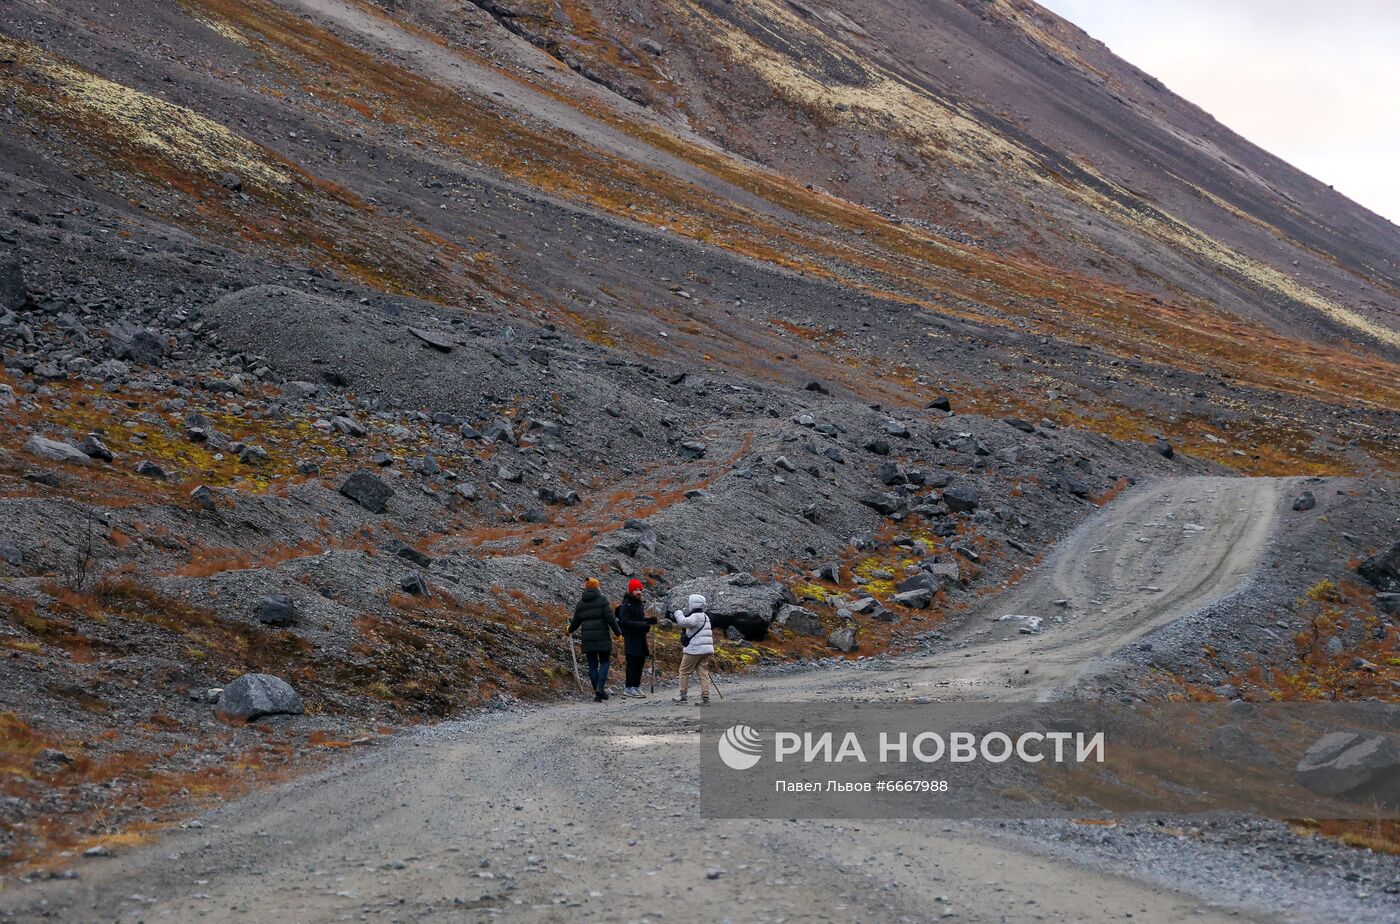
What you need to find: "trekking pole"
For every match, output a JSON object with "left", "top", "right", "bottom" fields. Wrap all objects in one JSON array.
[
  {"left": 708, "top": 666, "right": 724, "bottom": 700},
  {"left": 567, "top": 633, "right": 584, "bottom": 692},
  {"left": 649, "top": 647, "right": 657, "bottom": 695}
]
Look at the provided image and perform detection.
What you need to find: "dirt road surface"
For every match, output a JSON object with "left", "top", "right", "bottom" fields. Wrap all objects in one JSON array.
[{"left": 11, "top": 476, "right": 1369, "bottom": 924}]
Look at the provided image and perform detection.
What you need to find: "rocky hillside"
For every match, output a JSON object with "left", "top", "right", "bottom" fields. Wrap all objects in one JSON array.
[{"left": 1, "top": 0, "right": 1398, "bottom": 869}]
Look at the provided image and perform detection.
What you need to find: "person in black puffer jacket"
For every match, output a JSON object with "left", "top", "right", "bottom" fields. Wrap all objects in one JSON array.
[
  {"left": 616, "top": 579, "right": 657, "bottom": 698},
  {"left": 568, "top": 577, "right": 620, "bottom": 701}
]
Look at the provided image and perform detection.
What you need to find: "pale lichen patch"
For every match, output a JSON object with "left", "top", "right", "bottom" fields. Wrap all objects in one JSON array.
[
  {"left": 677, "top": 0, "right": 1037, "bottom": 174},
  {"left": 0, "top": 35, "right": 291, "bottom": 194},
  {"left": 190, "top": 13, "right": 252, "bottom": 47}
]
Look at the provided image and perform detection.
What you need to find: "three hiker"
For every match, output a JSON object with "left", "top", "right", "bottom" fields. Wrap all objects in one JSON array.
[
  {"left": 616, "top": 578, "right": 657, "bottom": 698},
  {"left": 566, "top": 579, "right": 715, "bottom": 705},
  {"left": 567, "top": 577, "right": 621, "bottom": 702}
]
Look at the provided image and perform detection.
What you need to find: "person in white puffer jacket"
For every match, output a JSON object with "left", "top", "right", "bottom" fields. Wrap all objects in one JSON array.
[{"left": 671, "top": 593, "right": 714, "bottom": 706}]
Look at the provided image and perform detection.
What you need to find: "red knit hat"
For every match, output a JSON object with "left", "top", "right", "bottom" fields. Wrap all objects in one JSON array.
[{"left": 628, "top": 579, "right": 644, "bottom": 593}]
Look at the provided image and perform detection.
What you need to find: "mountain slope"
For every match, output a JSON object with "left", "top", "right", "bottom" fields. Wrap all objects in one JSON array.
[{"left": 1, "top": 0, "right": 1399, "bottom": 874}]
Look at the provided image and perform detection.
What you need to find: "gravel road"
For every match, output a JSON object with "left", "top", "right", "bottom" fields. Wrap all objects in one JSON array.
[
  {"left": 6, "top": 476, "right": 1391, "bottom": 924},
  {"left": 792, "top": 475, "right": 1283, "bottom": 703}
]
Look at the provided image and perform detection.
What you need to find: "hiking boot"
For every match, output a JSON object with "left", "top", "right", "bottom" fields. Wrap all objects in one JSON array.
[
  {"left": 672, "top": 694, "right": 688, "bottom": 704},
  {"left": 624, "top": 688, "right": 645, "bottom": 698},
  {"left": 599, "top": 690, "right": 610, "bottom": 701},
  {"left": 696, "top": 696, "right": 710, "bottom": 707},
  {"left": 593, "top": 690, "right": 604, "bottom": 703}
]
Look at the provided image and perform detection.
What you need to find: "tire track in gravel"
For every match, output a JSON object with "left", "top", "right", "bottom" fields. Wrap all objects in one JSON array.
[{"left": 785, "top": 475, "right": 1283, "bottom": 703}]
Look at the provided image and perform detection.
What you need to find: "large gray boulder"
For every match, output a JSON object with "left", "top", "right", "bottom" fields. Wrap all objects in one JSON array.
[
  {"left": 1357, "top": 541, "right": 1400, "bottom": 593},
  {"left": 0, "top": 255, "right": 26, "bottom": 312},
  {"left": 217, "top": 674, "right": 304, "bottom": 721},
  {"left": 1295, "top": 732, "right": 1400, "bottom": 806},
  {"left": 664, "top": 574, "right": 786, "bottom": 640},
  {"left": 24, "top": 434, "right": 90, "bottom": 465}
]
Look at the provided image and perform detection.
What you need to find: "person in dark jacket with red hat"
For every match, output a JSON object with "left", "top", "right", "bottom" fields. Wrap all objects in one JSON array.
[
  {"left": 568, "top": 577, "right": 621, "bottom": 701},
  {"left": 616, "top": 579, "right": 657, "bottom": 698}
]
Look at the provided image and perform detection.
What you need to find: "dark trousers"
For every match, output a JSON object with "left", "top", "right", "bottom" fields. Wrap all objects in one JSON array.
[
  {"left": 585, "top": 651, "right": 610, "bottom": 691},
  {"left": 626, "top": 653, "right": 647, "bottom": 688}
]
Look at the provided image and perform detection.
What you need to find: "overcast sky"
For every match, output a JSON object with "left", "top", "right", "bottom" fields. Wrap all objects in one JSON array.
[{"left": 1037, "top": 0, "right": 1400, "bottom": 224}]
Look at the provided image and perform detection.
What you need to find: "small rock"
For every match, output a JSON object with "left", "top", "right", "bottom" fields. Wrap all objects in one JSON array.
[
  {"left": 331, "top": 415, "right": 367, "bottom": 437},
  {"left": 1292, "top": 491, "right": 1316, "bottom": 512},
  {"left": 400, "top": 571, "right": 430, "bottom": 596},
  {"left": 37, "top": 748, "right": 73, "bottom": 767},
  {"left": 134, "top": 460, "right": 166, "bottom": 479},
  {"left": 255, "top": 594, "right": 297, "bottom": 627},
  {"left": 860, "top": 492, "right": 903, "bottom": 516},
  {"left": 883, "top": 420, "right": 910, "bottom": 438},
  {"left": 409, "top": 327, "right": 454, "bottom": 352},
  {"left": 190, "top": 485, "right": 217, "bottom": 511},
  {"left": 105, "top": 320, "right": 165, "bottom": 366},
  {"left": 339, "top": 471, "right": 394, "bottom": 513},
  {"left": 79, "top": 434, "right": 114, "bottom": 462},
  {"left": 893, "top": 588, "right": 933, "bottom": 609},
  {"left": 1357, "top": 540, "right": 1399, "bottom": 592},
  {"left": 383, "top": 539, "right": 432, "bottom": 568},
  {"left": 775, "top": 604, "right": 823, "bottom": 637},
  {"left": 877, "top": 461, "right": 907, "bottom": 486},
  {"left": 1061, "top": 474, "right": 1091, "bottom": 498},
  {"left": 481, "top": 417, "right": 516, "bottom": 445},
  {"left": 827, "top": 626, "right": 858, "bottom": 653},
  {"left": 942, "top": 484, "right": 979, "bottom": 513}
]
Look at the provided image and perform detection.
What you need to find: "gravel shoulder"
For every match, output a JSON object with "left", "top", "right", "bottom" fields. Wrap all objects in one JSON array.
[{"left": 9, "top": 476, "right": 1391, "bottom": 924}]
